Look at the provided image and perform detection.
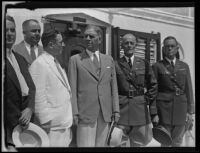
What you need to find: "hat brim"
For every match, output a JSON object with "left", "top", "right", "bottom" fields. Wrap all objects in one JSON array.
[
  {"left": 109, "top": 127, "right": 124, "bottom": 147},
  {"left": 12, "top": 122, "right": 49, "bottom": 147},
  {"left": 153, "top": 126, "right": 172, "bottom": 146}
]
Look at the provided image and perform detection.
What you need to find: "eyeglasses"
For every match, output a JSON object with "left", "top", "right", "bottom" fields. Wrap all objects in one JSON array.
[
  {"left": 30, "top": 29, "right": 41, "bottom": 33},
  {"left": 6, "top": 28, "right": 15, "bottom": 33}
]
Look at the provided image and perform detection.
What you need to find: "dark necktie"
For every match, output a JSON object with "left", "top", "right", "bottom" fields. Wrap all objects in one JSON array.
[
  {"left": 171, "top": 61, "right": 174, "bottom": 68},
  {"left": 128, "top": 57, "right": 132, "bottom": 68},
  {"left": 93, "top": 53, "right": 100, "bottom": 76},
  {"left": 30, "top": 45, "right": 36, "bottom": 61}
]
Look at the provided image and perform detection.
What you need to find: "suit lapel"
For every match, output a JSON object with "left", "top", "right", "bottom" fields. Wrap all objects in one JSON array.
[
  {"left": 99, "top": 54, "right": 107, "bottom": 80},
  {"left": 20, "top": 41, "right": 33, "bottom": 64},
  {"left": 132, "top": 56, "right": 139, "bottom": 71},
  {"left": 80, "top": 51, "right": 99, "bottom": 80},
  {"left": 118, "top": 56, "right": 131, "bottom": 71},
  {"left": 42, "top": 54, "right": 69, "bottom": 90},
  {"left": 38, "top": 45, "right": 43, "bottom": 56},
  {"left": 6, "top": 60, "right": 21, "bottom": 92},
  {"left": 174, "top": 59, "right": 180, "bottom": 73}
]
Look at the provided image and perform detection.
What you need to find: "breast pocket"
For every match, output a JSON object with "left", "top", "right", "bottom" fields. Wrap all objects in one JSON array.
[
  {"left": 135, "top": 68, "right": 145, "bottom": 85},
  {"left": 175, "top": 69, "right": 186, "bottom": 85}
]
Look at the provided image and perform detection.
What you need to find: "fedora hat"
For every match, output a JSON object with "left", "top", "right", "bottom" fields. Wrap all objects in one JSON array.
[
  {"left": 152, "top": 125, "right": 172, "bottom": 146},
  {"left": 12, "top": 122, "right": 49, "bottom": 147}
]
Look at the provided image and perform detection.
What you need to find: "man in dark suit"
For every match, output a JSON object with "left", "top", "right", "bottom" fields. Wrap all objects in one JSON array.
[
  {"left": 4, "top": 15, "right": 35, "bottom": 150},
  {"left": 152, "top": 36, "right": 195, "bottom": 147},
  {"left": 13, "top": 19, "right": 43, "bottom": 66},
  {"left": 68, "top": 25, "right": 120, "bottom": 147},
  {"left": 115, "top": 33, "right": 158, "bottom": 147}
]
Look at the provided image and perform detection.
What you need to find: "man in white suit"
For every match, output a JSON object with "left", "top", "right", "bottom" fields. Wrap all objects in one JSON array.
[{"left": 29, "top": 29, "right": 73, "bottom": 147}]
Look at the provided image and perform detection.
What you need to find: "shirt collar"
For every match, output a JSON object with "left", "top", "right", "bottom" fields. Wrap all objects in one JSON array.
[
  {"left": 165, "top": 57, "right": 176, "bottom": 65},
  {"left": 124, "top": 54, "right": 134, "bottom": 63},
  {"left": 24, "top": 40, "right": 38, "bottom": 48},
  {"left": 86, "top": 49, "right": 99, "bottom": 57},
  {"left": 44, "top": 51, "right": 55, "bottom": 61}
]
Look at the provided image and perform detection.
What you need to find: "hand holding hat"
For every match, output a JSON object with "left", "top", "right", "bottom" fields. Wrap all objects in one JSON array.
[
  {"left": 12, "top": 122, "right": 49, "bottom": 147},
  {"left": 19, "top": 107, "right": 32, "bottom": 129}
]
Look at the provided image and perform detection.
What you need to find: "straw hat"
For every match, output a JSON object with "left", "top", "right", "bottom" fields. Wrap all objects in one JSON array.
[{"left": 12, "top": 122, "right": 49, "bottom": 147}]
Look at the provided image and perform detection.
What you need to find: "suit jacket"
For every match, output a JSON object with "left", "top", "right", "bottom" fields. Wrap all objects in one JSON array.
[
  {"left": 115, "top": 56, "right": 157, "bottom": 126},
  {"left": 13, "top": 41, "right": 43, "bottom": 66},
  {"left": 152, "top": 58, "right": 194, "bottom": 125},
  {"left": 4, "top": 51, "right": 35, "bottom": 144},
  {"left": 29, "top": 52, "right": 73, "bottom": 130},
  {"left": 68, "top": 50, "right": 120, "bottom": 124}
]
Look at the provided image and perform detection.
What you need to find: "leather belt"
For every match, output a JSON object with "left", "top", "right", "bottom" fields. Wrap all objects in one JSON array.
[
  {"left": 175, "top": 88, "right": 184, "bottom": 96},
  {"left": 159, "top": 89, "right": 184, "bottom": 96},
  {"left": 120, "top": 89, "right": 144, "bottom": 98}
]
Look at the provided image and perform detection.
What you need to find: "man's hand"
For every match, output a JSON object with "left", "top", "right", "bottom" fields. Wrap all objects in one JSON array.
[
  {"left": 186, "top": 113, "right": 194, "bottom": 131},
  {"left": 19, "top": 107, "right": 32, "bottom": 127},
  {"left": 151, "top": 114, "right": 159, "bottom": 127},
  {"left": 73, "top": 115, "right": 79, "bottom": 126},
  {"left": 186, "top": 113, "right": 193, "bottom": 122},
  {"left": 112, "top": 112, "right": 120, "bottom": 123}
]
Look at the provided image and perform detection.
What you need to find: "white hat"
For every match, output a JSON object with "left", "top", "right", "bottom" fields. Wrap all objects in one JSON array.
[
  {"left": 12, "top": 122, "right": 49, "bottom": 147},
  {"left": 109, "top": 126, "right": 124, "bottom": 147}
]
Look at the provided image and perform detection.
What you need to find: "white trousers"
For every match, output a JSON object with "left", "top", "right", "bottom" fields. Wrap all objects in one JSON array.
[
  {"left": 77, "top": 111, "right": 109, "bottom": 147},
  {"left": 48, "top": 127, "right": 72, "bottom": 147}
]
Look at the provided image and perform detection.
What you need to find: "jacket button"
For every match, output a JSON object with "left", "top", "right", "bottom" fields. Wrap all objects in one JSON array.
[{"left": 130, "top": 73, "right": 132, "bottom": 75}]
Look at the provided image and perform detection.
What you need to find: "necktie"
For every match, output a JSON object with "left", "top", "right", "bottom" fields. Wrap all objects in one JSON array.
[
  {"left": 93, "top": 53, "right": 100, "bottom": 76},
  {"left": 128, "top": 57, "right": 132, "bottom": 68},
  {"left": 171, "top": 61, "right": 174, "bottom": 68},
  {"left": 30, "top": 45, "right": 36, "bottom": 61},
  {"left": 54, "top": 59, "right": 70, "bottom": 91}
]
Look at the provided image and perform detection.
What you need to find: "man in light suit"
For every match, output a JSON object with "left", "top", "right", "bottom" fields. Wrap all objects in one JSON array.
[
  {"left": 13, "top": 19, "right": 43, "bottom": 66},
  {"left": 29, "top": 29, "right": 73, "bottom": 147},
  {"left": 68, "top": 25, "right": 120, "bottom": 147},
  {"left": 4, "top": 15, "right": 35, "bottom": 150}
]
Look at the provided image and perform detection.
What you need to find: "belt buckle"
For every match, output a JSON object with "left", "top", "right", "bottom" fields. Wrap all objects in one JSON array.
[
  {"left": 175, "top": 88, "right": 181, "bottom": 95},
  {"left": 128, "top": 90, "right": 133, "bottom": 98}
]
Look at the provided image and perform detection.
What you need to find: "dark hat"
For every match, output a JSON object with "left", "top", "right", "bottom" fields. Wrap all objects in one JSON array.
[{"left": 152, "top": 125, "right": 172, "bottom": 146}]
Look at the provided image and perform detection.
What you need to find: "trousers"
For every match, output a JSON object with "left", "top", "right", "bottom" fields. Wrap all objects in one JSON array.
[{"left": 76, "top": 110, "right": 109, "bottom": 147}]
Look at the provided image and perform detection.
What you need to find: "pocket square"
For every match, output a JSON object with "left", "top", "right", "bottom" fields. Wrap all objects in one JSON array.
[{"left": 106, "top": 66, "right": 111, "bottom": 68}]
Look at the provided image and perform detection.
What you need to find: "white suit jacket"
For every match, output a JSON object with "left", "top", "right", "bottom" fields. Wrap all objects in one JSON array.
[{"left": 29, "top": 52, "right": 72, "bottom": 130}]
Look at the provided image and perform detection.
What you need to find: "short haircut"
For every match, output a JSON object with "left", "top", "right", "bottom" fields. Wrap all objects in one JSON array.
[
  {"left": 163, "top": 36, "right": 178, "bottom": 46},
  {"left": 6, "top": 15, "right": 15, "bottom": 25},
  {"left": 162, "top": 36, "right": 180, "bottom": 59},
  {"left": 22, "top": 19, "right": 39, "bottom": 31},
  {"left": 122, "top": 33, "right": 137, "bottom": 43},
  {"left": 85, "top": 25, "right": 102, "bottom": 39},
  {"left": 41, "top": 29, "right": 58, "bottom": 48}
]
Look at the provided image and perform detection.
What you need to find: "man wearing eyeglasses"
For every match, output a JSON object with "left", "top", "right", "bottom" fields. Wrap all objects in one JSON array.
[
  {"left": 68, "top": 25, "right": 120, "bottom": 147},
  {"left": 152, "top": 36, "right": 195, "bottom": 147},
  {"left": 13, "top": 19, "right": 43, "bottom": 66}
]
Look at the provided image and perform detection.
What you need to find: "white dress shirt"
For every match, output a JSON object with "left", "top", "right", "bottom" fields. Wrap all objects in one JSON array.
[
  {"left": 24, "top": 41, "right": 39, "bottom": 57},
  {"left": 125, "top": 54, "right": 134, "bottom": 65}
]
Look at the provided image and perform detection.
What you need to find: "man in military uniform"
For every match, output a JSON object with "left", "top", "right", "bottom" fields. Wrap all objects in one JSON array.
[
  {"left": 152, "top": 36, "right": 195, "bottom": 147},
  {"left": 115, "top": 33, "right": 158, "bottom": 147}
]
